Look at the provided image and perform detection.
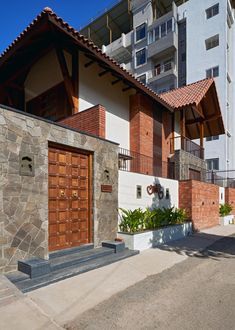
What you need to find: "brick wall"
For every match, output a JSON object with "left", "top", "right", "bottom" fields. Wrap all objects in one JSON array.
[
  {"left": 130, "top": 94, "right": 154, "bottom": 174},
  {"left": 179, "top": 180, "right": 219, "bottom": 231},
  {"left": 225, "top": 188, "right": 235, "bottom": 215},
  {"left": 58, "top": 104, "right": 105, "bottom": 138}
]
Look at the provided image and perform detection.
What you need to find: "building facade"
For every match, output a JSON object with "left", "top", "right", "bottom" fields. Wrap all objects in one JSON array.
[{"left": 81, "top": 0, "right": 235, "bottom": 171}]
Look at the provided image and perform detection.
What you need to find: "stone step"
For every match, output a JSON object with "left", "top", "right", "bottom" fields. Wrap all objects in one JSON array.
[
  {"left": 49, "top": 243, "right": 94, "bottom": 259},
  {"left": 13, "top": 248, "right": 139, "bottom": 293},
  {"left": 102, "top": 240, "right": 125, "bottom": 253},
  {"left": 50, "top": 247, "right": 114, "bottom": 271}
]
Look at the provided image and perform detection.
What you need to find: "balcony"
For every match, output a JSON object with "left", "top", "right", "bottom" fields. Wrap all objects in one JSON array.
[
  {"left": 148, "top": 61, "right": 176, "bottom": 84},
  {"left": 148, "top": 31, "right": 177, "bottom": 60},
  {"left": 118, "top": 147, "right": 175, "bottom": 179},
  {"left": 102, "top": 31, "right": 132, "bottom": 63},
  {"left": 170, "top": 136, "right": 204, "bottom": 159}
]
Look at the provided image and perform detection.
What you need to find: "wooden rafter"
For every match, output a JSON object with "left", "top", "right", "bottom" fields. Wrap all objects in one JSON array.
[{"left": 56, "top": 47, "right": 78, "bottom": 113}]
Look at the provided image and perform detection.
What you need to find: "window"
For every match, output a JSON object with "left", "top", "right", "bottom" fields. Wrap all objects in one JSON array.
[
  {"left": 206, "top": 3, "right": 219, "bottom": 19},
  {"left": 136, "top": 48, "right": 146, "bottom": 67},
  {"left": 206, "top": 158, "right": 219, "bottom": 170},
  {"left": 206, "top": 66, "right": 219, "bottom": 78},
  {"left": 206, "top": 135, "right": 219, "bottom": 141},
  {"left": 161, "top": 22, "right": 166, "bottom": 38},
  {"left": 154, "top": 26, "right": 160, "bottom": 41},
  {"left": 167, "top": 19, "right": 173, "bottom": 33},
  {"left": 136, "top": 23, "right": 146, "bottom": 42},
  {"left": 137, "top": 74, "right": 147, "bottom": 85},
  {"left": 148, "top": 30, "right": 154, "bottom": 44},
  {"left": 205, "top": 34, "right": 219, "bottom": 50}
]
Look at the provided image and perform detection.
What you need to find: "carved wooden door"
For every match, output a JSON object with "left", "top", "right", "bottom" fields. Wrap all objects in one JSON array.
[{"left": 48, "top": 146, "right": 91, "bottom": 251}]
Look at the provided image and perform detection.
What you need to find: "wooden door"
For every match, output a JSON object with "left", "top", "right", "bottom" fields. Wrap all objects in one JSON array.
[{"left": 48, "top": 146, "right": 91, "bottom": 251}]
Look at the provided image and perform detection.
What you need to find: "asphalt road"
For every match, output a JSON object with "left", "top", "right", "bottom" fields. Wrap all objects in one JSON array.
[{"left": 65, "top": 235, "right": 235, "bottom": 330}]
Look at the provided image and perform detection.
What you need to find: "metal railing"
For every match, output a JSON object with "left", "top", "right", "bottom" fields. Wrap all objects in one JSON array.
[
  {"left": 118, "top": 147, "right": 175, "bottom": 179},
  {"left": 153, "top": 61, "right": 174, "bottom": 76},
  {"left": 170, "top": 136, "right": 204, "bottom": 159},
  {"left": 206, "top": 170, "right": 235, "bottom": 188}
]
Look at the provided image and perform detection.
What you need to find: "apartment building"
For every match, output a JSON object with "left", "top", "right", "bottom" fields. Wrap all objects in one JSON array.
[{"left": 80, "top": 0, "right": 235, "bottom": 171}]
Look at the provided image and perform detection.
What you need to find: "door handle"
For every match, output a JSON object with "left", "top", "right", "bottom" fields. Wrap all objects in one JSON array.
[
  {"left": 60, "top": 190, "right": 65, "bottom": 197},
  {"left": 72, "top": 191, "right": 78, "bottom": 198}
]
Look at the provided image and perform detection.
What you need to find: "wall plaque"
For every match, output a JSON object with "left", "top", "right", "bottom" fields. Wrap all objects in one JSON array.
[
  {"left": 19, "top": 153, "right": 35, "bottom": 177},
  {"left": 101, "top": 184, "right": 112, "bottom": 193}
]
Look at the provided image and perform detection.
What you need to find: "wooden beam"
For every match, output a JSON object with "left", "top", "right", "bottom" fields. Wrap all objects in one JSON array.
[
  {"left": 111, "top": 78, "right": 122, "bottom": 85},
  {"left": 84, "top": 60, "right": 94, "bottom": 68},
  {"left": 186, "top": 113, "right": 222, "bottom": 125},
  {"left": 180, "top": 108, "right": 186, "bottom": 137},
  {"left": 200, "top": 122, "right": 204, "bottom": 159},
  {"left": 122, "top": 86, "right": 132, "bottom": 92},
  {"left": 56, "top": 47, "right": 77, "bottom": 113},
  {"left": 99, "top": 70, "right": 109, "bottom": 77},
  {"left": 72, "top": 50, "right": 79, "bottom": 113}
]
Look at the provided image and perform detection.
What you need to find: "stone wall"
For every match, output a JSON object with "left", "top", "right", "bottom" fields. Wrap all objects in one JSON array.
[
  {"left": 0, "top": 106, "right": 119, "bottom": 273},
  {"left": 172, "top": 150, "right": 207, "bottom": 181},
  {"left": 179, "top": 180, "right": 219, "bottom": 231},
  {"left": 225, "top": 188, "right": 235, "bottom": 215}
]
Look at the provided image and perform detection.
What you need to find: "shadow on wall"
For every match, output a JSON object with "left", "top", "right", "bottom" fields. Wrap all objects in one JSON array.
[{"left": 149, "top": 177, "right": 172, "bottom": 209}]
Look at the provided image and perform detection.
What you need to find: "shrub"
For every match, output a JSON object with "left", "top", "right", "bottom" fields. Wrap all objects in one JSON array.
[
  {"left": 219, "top": 203, "right": 232, "bottom": 217},
  {"left": 119, "top": 207, "right": 187, "bottom": 233}
]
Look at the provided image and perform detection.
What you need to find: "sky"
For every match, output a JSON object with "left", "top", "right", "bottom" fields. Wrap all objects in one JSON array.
[{"left": 0, "top": 0, "right": 116, "bottom": 53}]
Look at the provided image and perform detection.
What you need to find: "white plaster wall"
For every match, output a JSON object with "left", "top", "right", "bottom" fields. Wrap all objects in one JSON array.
[
  {"left": 178, "top": 0, "right": 231, "bottom": 170},
  {"left": 24, "top": 50, "right": 72, "bottom": 102},
  {"left": 119, "top": 171, "right": 179, "bottom": 210},
  {"left": 79, "top": 53, "right": 133, "bottom": 149}
]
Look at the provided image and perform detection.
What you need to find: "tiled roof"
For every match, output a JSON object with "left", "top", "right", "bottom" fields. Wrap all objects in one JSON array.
[
  {"left": 0, "top": 7, "right": 172, "bottom": 111},
  {"left": 158, "top": 78, "right": 214, "bottom": 110}
]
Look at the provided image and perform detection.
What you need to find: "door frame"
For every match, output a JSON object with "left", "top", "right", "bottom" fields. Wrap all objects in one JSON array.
[{"left": 48, "top": 141, "right": 94, "bottom": 248}]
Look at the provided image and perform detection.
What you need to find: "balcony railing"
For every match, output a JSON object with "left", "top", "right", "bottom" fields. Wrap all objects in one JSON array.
[
  {"left": 206, "top": 170, "right": 235, "bottom": 188},
  {"left": 153, "top": 61, "right": 174, "bottom": 76},
  {"left": 118, "top": 147, "right": 175, "bottom": 179},
  {"left": 170, "top": 136, "right": 204, "bottom": 159}
]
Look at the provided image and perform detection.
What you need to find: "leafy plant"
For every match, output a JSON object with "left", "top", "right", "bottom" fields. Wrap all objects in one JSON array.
[
  {"left": 119, "top": 207, "right": 187, "bottom": 233},
  {"left": 119, "top": 208, "right": 145, "bottom": 233},
  {"left": 219, "top": 203, "right": 232, "bottom": 217}
]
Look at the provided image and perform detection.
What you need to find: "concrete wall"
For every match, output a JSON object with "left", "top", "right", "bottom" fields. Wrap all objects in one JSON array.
[
  {"left": 0, "top": 106, "right": 119, "bottom": 273},
  {"left": 178, "top": 0, "right": 233, "bottom": 170},
  {"left": 24, "top": 49, "right": 72, "bottom": 103},
  {"left": 119, "top": 171, "right": 179, "bottom": 211},
  {"left": 79, "top": 53, "right": 134, "bottom": 149}
]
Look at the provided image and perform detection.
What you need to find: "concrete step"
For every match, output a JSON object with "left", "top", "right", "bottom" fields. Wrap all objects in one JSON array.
[
  {"left": 10, "top": 248, "right": 139, "bottom": 293},
  {"left": 49, "top": 243, "right": 94, "bottom": 259}
]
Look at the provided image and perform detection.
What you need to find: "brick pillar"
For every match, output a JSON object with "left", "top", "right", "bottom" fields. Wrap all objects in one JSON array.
[{"left": 130, "top": 93, "right": 153, "bottom": 175}]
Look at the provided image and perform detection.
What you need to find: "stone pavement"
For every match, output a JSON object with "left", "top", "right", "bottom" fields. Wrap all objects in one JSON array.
[{"left": 1, "top": 225, "right": 235, "bottom": 330}]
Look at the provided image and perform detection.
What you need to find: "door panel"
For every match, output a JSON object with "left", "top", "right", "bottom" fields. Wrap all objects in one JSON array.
[{"left": 48, "top": 146, "right": 91, "bottom": 251}]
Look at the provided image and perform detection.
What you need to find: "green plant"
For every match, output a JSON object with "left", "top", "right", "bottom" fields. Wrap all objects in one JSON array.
[
  {"left": 219, "top": 203, "right": 232, "bottom": 217},
  {"left": 119, "top": 207, "right": 187, "bottom": 233},
  {"left": 119, "top": 208, "right": 145, "bottom": 233}
]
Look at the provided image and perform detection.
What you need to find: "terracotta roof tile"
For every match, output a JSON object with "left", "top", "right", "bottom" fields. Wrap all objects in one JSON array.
[{"left": 158, "top": 78, "right": 214, "bottom": 110}]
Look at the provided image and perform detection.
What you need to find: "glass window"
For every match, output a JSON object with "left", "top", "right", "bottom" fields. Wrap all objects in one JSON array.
[
  {"left": 148, "top": 30, "right": 154, "bottom": 44},
  {"left": 136, "top": 23, "right": 146, "bottom": 42},
  {"left": 137, "top": 74, "right": 147, "bottom": 85},
  {"left": 167, "top": 19, "right": 173, "bottom": 33},
  {"left": 154, "top": 26, "right": 160, "bottom": 41},
  {"left": 206, "top": 158, "right": 219, "bottom": 170},
  {"left": 206, "top": 66, "right": 219, "bottom": 78},
  {"left": 161, "top": 22, "right": 166, "bottom": 37},
  {"left": 206, "top": 3, "right": 219, "bottom": 19},
  {"left": 205, "top": 34, "right": 219, "bottom": 50},
  {"left": 206, "top": 136, "right": 219, "bottom": 141},
  {"left": 136, "top": 48, "right": 146, "bottom": 67}
]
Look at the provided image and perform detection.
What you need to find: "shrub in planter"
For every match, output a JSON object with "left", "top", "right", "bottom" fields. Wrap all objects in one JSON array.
[
  {"left": 219, "top": 203, "right": 232, "bottom": 217},
  {"left": 119, "top": 207, "right": 187, "bottom": 233}
]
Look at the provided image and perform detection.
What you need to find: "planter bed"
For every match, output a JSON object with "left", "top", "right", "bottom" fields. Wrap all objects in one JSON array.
[
  {"left": 118, "top": 222, "right": 192, "bottom": 251},
  {"left": 220, "top": 215, "right": 234, "bottom": 226}
]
